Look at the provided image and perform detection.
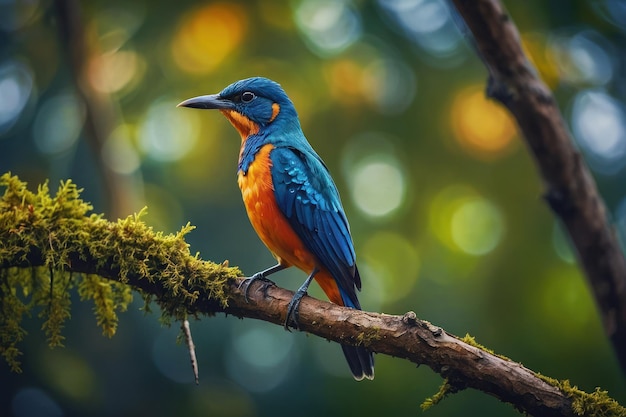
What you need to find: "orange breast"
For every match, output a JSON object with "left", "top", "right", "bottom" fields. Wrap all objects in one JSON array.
[{"left": 237, "top": 143, "right": 343, "bottom": 306}]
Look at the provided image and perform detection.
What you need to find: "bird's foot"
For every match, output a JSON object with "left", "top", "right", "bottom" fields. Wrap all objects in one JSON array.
[
  {"left": 284, "top": 288, "right": 307, "bottom": 331},
  {"left": 238, "top": 273, "right": 274, "bottom": 302},
  {"left": 283, "top": 269, "right": 317, "bottom": 331}
]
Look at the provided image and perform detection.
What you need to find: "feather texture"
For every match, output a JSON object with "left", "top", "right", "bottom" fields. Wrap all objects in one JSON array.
[{"left": 270, "top": 146, "right": 361, "bottom": 308}]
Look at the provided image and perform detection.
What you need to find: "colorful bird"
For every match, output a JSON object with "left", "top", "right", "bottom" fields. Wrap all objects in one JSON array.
[{"left": 178, "top": 77, "right": 374, "bottom": 380}]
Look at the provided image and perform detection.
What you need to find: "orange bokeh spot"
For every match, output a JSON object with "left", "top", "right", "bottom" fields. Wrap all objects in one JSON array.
[
  {"left": 325, "top": 59, "right": 363, "bottom": 105},
  {"left": 88, "top": 50, "right": 142, "bottom": 94},
  {"left": 451, "top": 86, "right": 517, "bottom": 159},
  {"left": 172, "top": 3, "right": 247, "bottom": 74}
]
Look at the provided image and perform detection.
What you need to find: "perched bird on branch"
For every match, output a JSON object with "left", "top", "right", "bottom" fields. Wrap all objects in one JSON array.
[{"left": 178, "top": 77, "right": 374, "bottom": 380}]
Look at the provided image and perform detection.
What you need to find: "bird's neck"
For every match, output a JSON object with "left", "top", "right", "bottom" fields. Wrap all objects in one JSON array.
[
  {"left": 232, "top": 110, "right": 303, "bottom": 175},
  {"left": 220, "top": 110, "right": 259, "bottom": 141},
  {"left": 238, "top": 134, "right": 267, "bottom": 175}
]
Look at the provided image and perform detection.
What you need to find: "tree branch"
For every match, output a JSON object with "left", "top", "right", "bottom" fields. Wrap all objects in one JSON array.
[
  {"left": 451, "top": 0, "right": 626, "bottom": 373},
  {"left": 0, "top": 173, "right": 624, "bottom": 416},
  {"left": 202, "top": 280, "right": 621, "bottom": 417},
  {"left": 9, "top": 258, "right": 626, "bottom": 416}
]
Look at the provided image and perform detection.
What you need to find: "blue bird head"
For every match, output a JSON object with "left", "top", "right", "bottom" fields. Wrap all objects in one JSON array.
[{"left": 178, "top": 77, "right": 301, "bottom": 137}]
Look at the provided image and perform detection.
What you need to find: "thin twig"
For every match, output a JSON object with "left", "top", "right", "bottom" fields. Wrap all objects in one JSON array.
[{"left": 181, "top": 318, "right": 199, "bottom": 385}]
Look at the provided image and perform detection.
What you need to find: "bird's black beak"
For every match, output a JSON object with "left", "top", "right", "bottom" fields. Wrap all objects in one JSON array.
[{"left": 177, "top": 94, "right": 234, "bottom": 110}]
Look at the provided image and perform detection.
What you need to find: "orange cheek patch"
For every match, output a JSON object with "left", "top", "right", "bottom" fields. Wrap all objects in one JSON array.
[
  {"left": 220, "top": 110, "right": 260, "bottom": 141},
  {"left": 269, "top": 103, "right": 280, "bottom": 122}
]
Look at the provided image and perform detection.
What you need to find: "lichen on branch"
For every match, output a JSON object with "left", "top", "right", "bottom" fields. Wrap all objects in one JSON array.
[{"left": 0, "top": 172, "right": 240, "bottom": 372}]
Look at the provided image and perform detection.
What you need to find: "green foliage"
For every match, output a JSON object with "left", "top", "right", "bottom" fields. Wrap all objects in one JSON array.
[{"left": 0, "top": 173, "right": 241, "bottom": 372}]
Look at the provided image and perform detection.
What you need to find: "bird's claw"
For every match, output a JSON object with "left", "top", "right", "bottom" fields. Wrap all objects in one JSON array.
[
  {"left": 284, "top": 290, "right": 306, "bottom": 331},
  {"left": 239, "top": 273, "right": 274, "bottom": 302}
]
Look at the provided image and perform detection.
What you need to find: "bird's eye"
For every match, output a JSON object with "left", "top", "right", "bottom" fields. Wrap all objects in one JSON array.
[{"left": 241, "top": 91, "right": 256, "bottom": 103}]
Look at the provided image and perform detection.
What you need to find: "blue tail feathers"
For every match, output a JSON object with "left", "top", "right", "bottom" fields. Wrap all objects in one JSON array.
[{"left": 338, "top": 286, "right": 375, "bottom": 380}]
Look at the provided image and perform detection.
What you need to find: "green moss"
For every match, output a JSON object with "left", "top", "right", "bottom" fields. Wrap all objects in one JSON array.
[
  {"left": 356, "top": 326, "right": 381, "bottom": 346},
  {"left": 0, "top": 268, "right": 30, "bottom": 372},
  {"left": 0, "top": 173, "right": 241, "bottom": 372},
  {"left": 421, "top": 379, "right": 456, "bottom": 411},
  {"left": 461, "top": 333, "right": 511, "bottom": 361},
  {"left": 39, "top": 268, "right": 72, "bottom": 347},
  {"left": 537, "top": 374, "right": 626, "bottom": 416},
  {"left": 460, "top": 334, "right": 625, "bottom": 415},
  {"left": 77, "top": 273, "right": 132, "bottom": 338}
]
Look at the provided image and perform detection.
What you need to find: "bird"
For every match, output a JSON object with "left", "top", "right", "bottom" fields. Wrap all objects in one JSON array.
[{"left": 178, "top": 77, "right": 374, "bottom": 381}]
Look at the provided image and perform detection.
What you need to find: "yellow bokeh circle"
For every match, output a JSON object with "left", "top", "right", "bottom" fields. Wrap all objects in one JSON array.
[
  {"left": 451, "top": 86, "right": 517, "bottom": 159},
  {"left": 172, "top": 3, "right": 247, "bottom": 74}
]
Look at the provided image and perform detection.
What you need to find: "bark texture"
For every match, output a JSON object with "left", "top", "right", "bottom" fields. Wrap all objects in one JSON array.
[{"left": 451, "top": 0, "right": 626, "bottom": 373}]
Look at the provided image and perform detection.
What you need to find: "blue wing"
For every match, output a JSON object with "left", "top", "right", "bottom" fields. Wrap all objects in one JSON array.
[{"left": 270, "top": 145, "right": 361, "bottom": 308}]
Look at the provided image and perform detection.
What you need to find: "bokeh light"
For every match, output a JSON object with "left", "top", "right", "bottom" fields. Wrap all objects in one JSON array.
[
  {"left": 451, "top": 85, "right": 517, "bottom": 159},
  {"left": 450, "top": 196, "right": 504, "bottom": 256},
  {"left": 226, "top": 325, "right": 295, "bottom": 392},
  {"left": 342, "top": 133, "right": 408, "bottom": 219},
  {"left": 33, "top": 92, "right": 85, "bottom": 155},
  {"left": 12, "top": 387, "right": 63, "bottom": 417},
  {"left": 294, "top": 0, "right": 362, "bottom": 56},
  {"left": 138, "top": 98, "right": 200, "bottom": 162},
  {"left": 102, "top": 124, "right": 141, "bottom": 175},
  {"left": 549, "top": 30, "right": 615, "bottom": 86},
  {"left": 172, "top": 3, "right": 247, "bottom": 74},
  {"left": 378, "top": 0, "right": 465, "bottom": 63},
  {"left": 570, "top": 89, "right": 626, "bottom": 174},
  {"left": 361, "top": 57, "right": 416, "bottom": 114},
  {"left": 351, "top": 158, "right": 405, "bottom": 218},
  {"left": 324, "top": 41, "right": 416, "bottom": 113},
  {"left": 325, "top": 58, "right": 364, "bottom": 106},
  {"left": 0, "top": 59, "right": 34, "bottom": 135},
  {"left": 88, "top": 50, "right": 144, "bottom": 94},
  {"left": 429, "top": 185, "right": 505, "bottom": 256}
]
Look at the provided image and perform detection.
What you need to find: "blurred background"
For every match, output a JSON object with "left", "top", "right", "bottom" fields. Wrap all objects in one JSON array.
[{"left": 2, "top": 0, "right": 626, "bottom": 415}]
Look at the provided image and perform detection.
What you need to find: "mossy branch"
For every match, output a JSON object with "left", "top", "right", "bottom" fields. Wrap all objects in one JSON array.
[
  {"left": 1, "top": 173, "right": 624, "bottom": 416},
  {"left": 0, "top": 172, "right": 239, "bottom": 371}
]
